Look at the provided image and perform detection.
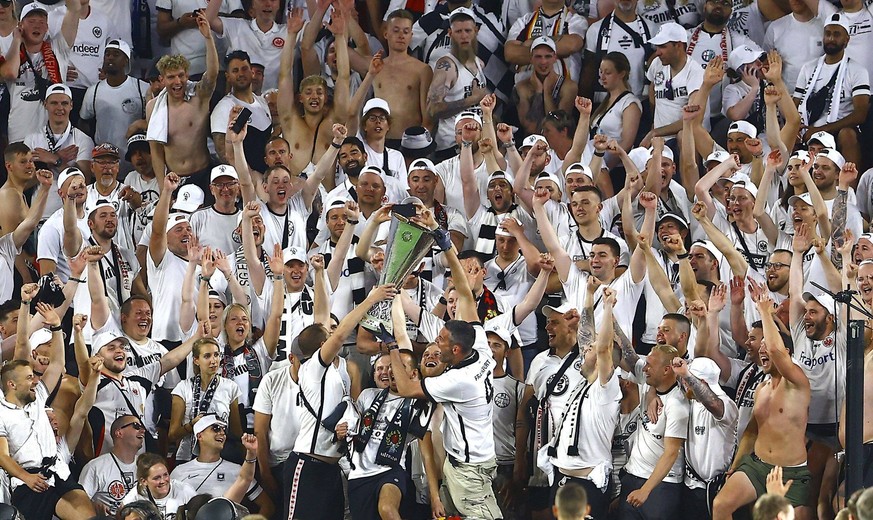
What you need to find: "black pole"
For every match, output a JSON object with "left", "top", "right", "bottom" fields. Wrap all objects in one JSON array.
[{"left": 844, "top": 318, "right": 865, "bottom": 497}]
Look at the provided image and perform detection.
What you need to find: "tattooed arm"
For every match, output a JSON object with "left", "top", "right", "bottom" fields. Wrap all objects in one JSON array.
[
  {"left": 674, "top": 357, "right": 725, "bottom": 419},
  {"left": 427, "top": 58, "right": 466, "bottom": 120},
  {"left": 577, "top": 276, "right": 597, "bottom": 349},
  {"left": 830, "top": 163, "right": 855, "bottom": 269},
  {"left": 614, "top": 315, "right": 639, "bottom": 373}
]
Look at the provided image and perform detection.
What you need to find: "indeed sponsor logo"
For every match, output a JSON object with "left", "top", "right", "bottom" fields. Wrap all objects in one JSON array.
[{"left": 72, "top": 43, "right": 101, "bottom": 54}]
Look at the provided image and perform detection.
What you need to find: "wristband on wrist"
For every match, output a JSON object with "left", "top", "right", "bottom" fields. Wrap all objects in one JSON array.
[
  {"left": 439, "top": 296, "right": 447, "bottom": 306},
  {"left": 594, "top": 151, "right": 605, "bottom": 157},
  {"left": 331, "top": 141, "right": 342, "bottom": 149},
  {"left": 461, "top": 140, "right": 473, "bottom": 148},
  {"left": 21, "top": 300, "right": 30, "bottom": 306},
  {"left": 69, "top": 277, "right": 85, "bottom": 283},
  {"left": 244, "top": 458, "right": 257, "bottom": 464},
  {"left": 270, "top": 274, "right": 284, "bottom": 281},
  {"left": 199, "top": 274, "right": 212, "bottom": 283},
  {"left": 386, "top": 342, "right": 400, "bottom": 351},
  {"left": 347, "top": 219, "right": 359, "bottom": 224},
  {"left": 677, "top": 252, "right": 689, "bottom": 260},
  {"left": 505, "top": 140, "right": 516, "bottom": 148},
  {"left": 49, "top": 325, "right": 63, "bottom": 332}
]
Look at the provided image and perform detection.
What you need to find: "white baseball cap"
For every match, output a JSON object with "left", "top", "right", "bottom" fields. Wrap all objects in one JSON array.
[
  {"left": 210, "top": 164, "right": 239, "bottom": 183},
  {"left": 362, "top": 97, "right": 391, "bottom": 117},
  {"left": 531, "top": 36, "right": 557, "bottom": 53},
  {"left": 808, "top": 131, "right": 836, "bottom": 149},
  {"left": 454, "top": 111, "right": 483, "bottom": 128},
  {"left": 172, "top": 185, "right": 204, "bottom": 212},
  {"left": 565, "top": 162, "right": 593, "bottom": 180},
  {"left": 657, "top": 212, "right": 689, "bottom": 230},
  {"left": 85, "top": 198, "right": 117, "bottom": 217},
  {"left": 521, "top": 134, "right": 549, "bottom": 150},
  {"left": 648, "top": 22, "right": 688, "bottom": 45},
  {"left": 817, "top": 148, "right": 846, "bottom": 170},
  {"left": 58, "top": 167, "right": 85, "bottom": 188},
  {"left": 716, "top": 172, "right": 751, "bottom": 187},
  {"left": 28, "top": 329, "right": 53, "bottom": 351},
  {"left": 690, "top": 240, "right": 723, "bottom": 267},
  {"left": 730, "top": 180, "right": 758, "bottom": 199},
  {"left": 689, "top": 357, "right": 726, "bottom": 395},
  {"left": 283, "top": 247, "right": 307, "bottom": 265},
  {"left": 20, "top": 3, "right": 48, "bottom": 18},
  {"left": 647, "top": 146, "right": 674, "bottom": 162},
  {"left": 787, "top": 192, "right": 813, "bottom": 207},
  {"left": 167, "top": 212, "right": 191, "bottom": 231},
  {"left": 802, "top": 291, "right": 836, "bottom": 314},
  {"left": 727, "top": 45, "right": 763, "bottom": 71},
  {"left": 105, "top": 39, "right": 132, "bottom": 60},
  {"left": 727, "top": 120, "right": 757, "bottom": 138},
  {"left": 705, "top": 150, "right": 731, "bottom": 165},
  {"left": 487, "top": 170, "right": 514, "bottom": 188},
  {"left": 823, "top": 12, "right": 851, "bottom": 34},
  {"left": 534, "top": 171, "right": 562, "bottom": 193},
  {"left": 628, "top": 147, "right": 649, "bottom": 172},
  {"left": 542, "top": 302, "right": 576, "bottom": 318},
  {"left": 409, "top": 158, "right": 437, "bottom": 173},
  {"left": 448, "top": 6, "right": 476, "bottom": 23},
  {"left": 90, "top": 329, "right": 129, "bottom": 356},
  {"left": 45, "top": 83, "right": 72, "bottom": 101}
]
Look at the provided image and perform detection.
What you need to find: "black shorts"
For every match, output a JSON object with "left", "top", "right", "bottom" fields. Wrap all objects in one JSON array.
[
  {"left": 347, "top": 466, "right": 408, "bottom": 520},
  {"left": 12, "top": 475, "right": 84, "bottom": 520},
  {"left": 285, "top": 452, "right": 344, "bottom": 520},
  {"left": 806, "top": 422, "right": 839, "bottom": 450}
]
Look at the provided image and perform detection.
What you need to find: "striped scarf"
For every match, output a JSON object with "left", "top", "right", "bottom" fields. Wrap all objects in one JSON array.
[
  {"left": 20, "top": 41, "right": 62, "bottom": 85},
  {"left": 474, "top": 204, "right": 519, "bottom": 257}
]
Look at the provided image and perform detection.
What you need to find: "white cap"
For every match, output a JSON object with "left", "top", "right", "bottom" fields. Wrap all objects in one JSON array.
[
  {"left": 173, "top": 185, "right": 204, "bottom": 212},
  {"left": 705, "top": 150, "right": 731, "bottom": 165},
  {"left": 802, "top": 291, "right": 835, "bottom": 314},
  {"left": 689, "top": 357, "right": 726, "bottom": 395},
  {"left": 454, "top": 111, "right": 483, "bottom": 128},
  {"left": 534, "top": 171, "right": 562, "bottom": 193},
  {"left": 531, "top": 36, "right": 557, "bottom": 53},
  {"left": 823, "top": 12, "right": 851, "bottom": 34},
  {"left": 521, "top": 134, "right": 548, "bottom": 150},
  {"left": 730, "top": 180, "right": 758, "bottom": 199},
  {"left": 657, "top": 212, "right": 689, "bottom": 229},
  {"left": 647, "top": 146, "right": 674, "bottom": 162},
  {"left": 409, "top": 158, "right": 437, "bottom": 173},
  {"left": 362, "top": 97, "right": 391, "bottom": 117},
  {"left": 484, "top": 323, "right": 513, "bottom": 346},
  {"left": 105, "top": 39, "right": 132, "bottom": 60},
  {"left": 487, "top": 170, "right": 513, "bottom": 188},
  {"left": 727, "top": 45, "right": 763, "bottom": 71},
  {"left": 495, "top": 216, "right": 517, "bottom": 237},
  {"left": 193, "top": 414, "right": 227, "bottom": 437},
  {"left": 648, "top": 22, "right": 688, "bottom": 45},
  {"left": 58, "top": 167, "right": 85, "bottom": 189},
  {"left": 628, "top": 147, "right": 649, "bottom": 172},
  {"left": 790, "top": 150, "right": 811, "bottom": 162},
  {"left": 808, "top": 131, "right": 836, "bottom": 149},
  {"left": 283, "top": 246, "right": 307, "bottom": 264},
  {"left": 817, "top": 147, "right": 846, "bottom": 170},
  {"left": 210, "top": 164, "right": 239, "bottom": 182},
  {"left": 690, "top": 240, "right": 723, "bottom": 267},
  {"left": 727, "top": 120, "right": 757, "bottom": 138},
  {"left": 85, "top": 198, "right": 117, "bottom": 217},
  {"left": 542, "top": 302, "right": 575, "bottom": 318},
  {"left": 361, "top": 165, "right": 386, "bottom": 178},
  {"left": 716, "top": 172, "right": 751, "bottom": 186},
  {"left": 787, "top": 192, "right": 813, "bottom": 207},
  {"left": 448, "top": 6, "right": 476, "bottom": 23},
  {"left": 45, "top": 83, "right": 72, "bottom": 101},
  {"left": 28, "top": 329, "right": 53, "bottom": 351},
  {"left": 564, "top": 162, "right": 593, "bottom": 180},
  {"left": 20, "top": 3, "right": 48, "bottom": 18},
  {"left": 167, "top": 213, "right": 191, "bottom": 231},
  {"left": 91, "top": 329, "right": 129, "bottom": 356}
]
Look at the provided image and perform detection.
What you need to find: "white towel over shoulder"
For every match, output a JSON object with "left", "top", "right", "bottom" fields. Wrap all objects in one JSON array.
[{"left": 146, "top": 81, "right": 198, "bottom": 144}]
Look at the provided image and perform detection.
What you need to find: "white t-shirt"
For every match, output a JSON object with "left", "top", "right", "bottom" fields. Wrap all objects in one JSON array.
[
  {"left": 685, "top": 26, "right": 753, "bottom": 115},
  {"left": 153, "top": 0, "right": 241, "bottom": 75},
  {"left": 508, "top": 9, "right": 588, "bottom": 82},
  {"left": 794, "top": 58, "right": 871, "bottom": 127},
  {"left": 842, "top": 5, "right": 873, "bottom": 81},
  {"left": 790, "top": 321, "right": 845, "bottom": 425},
  {"left": 684, "top": 392, "right": 738, "bottom": 488},
  {"left": 171, "top": 375, "right": 242, "bottom": 461},
  {"left": 435, "top": 154, "right": 490, "bottom": 214},
  {"left": 350, "top": 389, "right": 414, "bottom": 479},
  {"left": 189, "top": 205, "right": 241, "bottom": 255},
  {"left": 421, "top": 323, "right": 496, "bottom": 464},
  {"left": 484, "top": 255, "right": 537, "bottom": 346},
  {"left": 25, "top": 127, "right": 95, "bottom": 218},
  {"left": 35, "top": 207, "right": 90, "bottom": 281},
  {"left": 588, "top": 93, "right": 642, "bottom": 144},
  {"left": 121, "top": 480, "right": 197, "bottom": 520},
  {"left": 65, "top": 9, "right": 116, "bottom": 89},
  {"left": 293, "top": 349, "right": 351, "bottom": 459},
  {"left": 171, "top": 458, "right": 262, "bottom": 500},
  {"left": 6, "top": 39, "right": 72, "bottom": 143},
  {"left": 361, "top": 139, "right": 409, "bottom": 182},
  {"left": 81, "top": 77, "right": 150, "bottom": 155},
  {"left": 79, "top": 453, "right": 137, "bottom": 515},
  {"left": 93, "top": 363, "right": 162, "bottom": 456},
  {"left": 624, "top": 358, "right": 689, "bottom": 483},
  {"left": 210, "top": 92, "right": 272, "bottom": 135},
  {"left": 492, "top": 374, "right": 525, "bottom": 465},
  {"left": 259, "top": 194, "right": 310, "bottom": 253},
  {"left": 637, "top": 0, "right": 701, "bottom": 28},
  {"left": 562, "top": 268, "right": 644, "bottom": 338},
  {"left": 585, "top": 14, "right": 654, "bottom": 98},
  {"left": 252, "top": 363, "right": 299, "bottom": 466},
  {"left": 646, "top": 57, "right": 706, "bottom": 137},
  {"left": 219, "top": 18, "right": 287, "bottom": 91},
  {"left": 763, "top": 1, "right": 836, "bottom": 90}
]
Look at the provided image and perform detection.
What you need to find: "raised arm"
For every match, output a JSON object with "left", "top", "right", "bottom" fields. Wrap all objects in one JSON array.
[
  {"left": 300, "top": 2, "right": 328, "bottom": 78},
  {"left": 795, "top": 158, "right": 831, "bottom": 239},
  {"left": 691, "top": 201, "right": 749, "bottom": 276},
  {"left": 241, "top": 201, "right": 266, "bottom": 295},
  {"left": 679, "top": 105, "right": 701, "bottom": 201},
  {"left": 320, "top": 284, "right": 397, "bottom": 365},
  {"left": 354, "top": 205, "right": 392, "bottom": 262},
  {"left": 326, "top": 10, "right": 350, "bottom": 125},
  {"left": 262, "top": 245, "right": 286, "bottom": 357},
  {"left": 179, "top": 242, "right": 203, "bottom": 333},
  {"left": 639, "top": 234, "right": 681, "bottom": 313},
  {"left": 303, "top": 124, "right": 346, "bottom": 207},
  {"left": 326, "top": 202, "right": 359, "bottom": 290},
  {"left": 728, "top": 276, "right": 750, "bottom": 350},
  {"left": 757, "top": 293, "right": 809, "bottom": 389},
  {"left": 388, "top": 295, "right": 426, "bottom": 399},
  {"left": 479, "top": 94, "right": 506, "bottom": 171},
  {"left": 346, "top": 52, "right": 383, "bottom": 137},
  {"left": 12, "top": 285, "right": 37, "bottom": 362},
  {"left": 673, "top": 356, "right": 725, "bottom": 418},
  {"left": 226, "top": 107, "right": 257, "bottom": 203},
  {"left": 34, "top": 303, "right": 65, "bottom": 392},
  {"left": 694, "top": 153, "right": 740, "bottom": 220},
  {"left": 563, "top": 97, "right": 593, "bottom": 167},
  {"left": 513, "top": 255, "right": 554, "bottom": 322},
  {"left": 12, "top": 170, "right": 51, "bottom": 249},
  {"left": 459, "top": 123, "right": 482, "bottom": 219},
  {"left": 214, "top": 250, "right": 247, "bottom": 305},
  {"left": 496, "top": 123, "right": 522, "bottom": 174},
  {"left": 159, "top": 324, "right": 204, "bottom": 376},
  {"left": 511, "top": 146, "right": 538, "bottom": 212},
  {"left": 532, "top": 188, "right": 571, "bottom": 281},
  {"left": 60, "top": 0, "right": 82, "bottom": 47},
  {"left": 500, "top": 218, "right": 543, "bottom": 276},
  {"left": 310, "top": 254, "right": 331, "bottom": 328},
  {"left": 752, "top": 150, "right": 783, "bottom": 245},
  {"left": 695, "top": 291, "right": 734, "bottom": 381},
  {"left": 61, "top": 180, "right": 83, "bottom": 259},
  {"left": 149, "top": 173, "right": 179, "bottom": 266},
  {"left": 86, "top": 246, "right": 112, "bottom": 330},
  {"left": 597, "top": 289, "right": 617, "bottom": 385},
  {"left": 223, "top": 434, "right": 259, "bottom": 502},
  {"left": 66, "top": 356, "right": 102, "bottom": 449},
  {"left": 277, "top": 12, "right": 305, "bottom": 133},
  {"left": 194, "top": 12, "right": 218, "bottom": 101},
  {"left": 203, "top": 0, "right": 224, "bottom": 34},
  {"left": 788, "top": 223, "right": 811, "bottom": 324}
]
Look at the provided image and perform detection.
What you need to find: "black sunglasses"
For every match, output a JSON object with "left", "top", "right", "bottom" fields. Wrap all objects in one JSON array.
[{"left": 121, "top": 422, "right": 145, "bottom": 431}]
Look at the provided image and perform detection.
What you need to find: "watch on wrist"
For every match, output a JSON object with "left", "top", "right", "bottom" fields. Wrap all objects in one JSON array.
[{"left": 53, "top": 157, "right": 62, "bottom": 167}]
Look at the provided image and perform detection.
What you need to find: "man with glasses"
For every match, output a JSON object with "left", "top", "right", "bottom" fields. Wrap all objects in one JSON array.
[
  {"left": 79, "top": 415, "right": 145, "bottom": 516},
  {"left": 359, "top": 98, "right": 409, "bottom": 181},
  {"left": 643, "top": 22, "right": 706, "bottom": 145},
  {"left": 189, "top": 165, "right": 244, "bottom": 256}
]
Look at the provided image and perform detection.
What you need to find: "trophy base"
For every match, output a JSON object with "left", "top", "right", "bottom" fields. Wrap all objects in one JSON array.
[{"left": 360, "top": 299, "right": 393, "bottom": 335}]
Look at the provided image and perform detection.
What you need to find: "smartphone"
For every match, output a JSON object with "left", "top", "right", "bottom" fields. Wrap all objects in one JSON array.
[{"left": 231, "top": 107, "right": 252, "bottom": 134}]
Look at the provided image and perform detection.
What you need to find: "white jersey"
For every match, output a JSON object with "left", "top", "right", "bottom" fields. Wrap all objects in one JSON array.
[
  {"left": 713, "top": 215, "right": 772, "bottom": 272},
  {"left": 92, "top": 363, "right": 162, "bottom": 456},
  {"left": 81, "top": 77, "right": 150, "bottom": 155},
  {"left": 252, "top": 363, "right": 299, "bottom": 466},
  {"left": 79, "top": 453, "right": 137, "bottom": 515},
  {"left": 219, "top": 18, "right": 287, "bottom": 91},
  {"left": 492, "top": 374, "right": 525, "bottom": 465},
  {"left": 171, "top": 376, "right": 242, "bottom": 461},
  {"left": 6, "top": 38, "right": 72, "bottom": 143},
  {"left": 153, "top": 0, "right": 242, "bottom": 75},
  {"left": 508, "top": 8, "right": 588, "bottom": 82},
  {"left": 842, "top": 5, "right": 873, "bottom": 81},
  {"left": 624, "top": 359, "right": 689, "bottom": 483},
  {"left": 637, "top": 0, "right": 700, "bottom": 28},
  {"left": 65, "top": 9, "right": 115, "bottom": 89},
  {"left": 791, "top": 321, "right": 845, "bottom": 425},
  {"left": 293, "top": 349, "right": 351, "bottom": 458},
  {"left": 432, "top": 53, "right": 486, "bottom": 151},
  {"left": 259, "top": 194, "right": 310, "bottom": 253},
  {"left": 585, "top": 14, "right": 655, "bottom": 99},
  {"left": 563, "top": 268, "right": 644, "bottom": 339},
  {"left": 550, "top": 371, "right": 621, "bottom": 488},
  {"left": 611, "top": 406, "right": 640, "bottom": 498},
  {"left": 171, "top": 458, "right": 262, "bottom": 500},
  {"left": 794, "top": 57, "right": 871, "bottom": 127},
  {"left": 421, "top": 323, "right": 496, "bottom": 464},
  {"left": 763, "top": 1, "right": 836, "bottom": 89},
  {"left": 527, "top": 347, "right": 586, "bottom": 447},
  {"left": 484, "top": 255, "right": 537, "bottom": 346},
  {"left": 25, "top": 127, "right": 94, "bottom": 218},
  {"left": 434, "top": 154, "right": 490, "bottom": 219},
  {"left": 646, "top": 57, "right": 706, "bottom": 137},
  {"left": 684, "top": 393, "right": 738, "bottom": 489},
  {"left": 221, "top": 338, "right": 272, "bottom": 430},
  {"left": 121, "top": 479, "right": 197, "bottom": 520},
  {"left": 189, "top": 206, "right": 241, "bottom": 255}
]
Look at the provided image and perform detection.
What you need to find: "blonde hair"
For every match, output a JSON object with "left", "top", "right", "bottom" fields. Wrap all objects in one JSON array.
[{"left": 156, "top": 54, "right": 190, "bottom": 75}]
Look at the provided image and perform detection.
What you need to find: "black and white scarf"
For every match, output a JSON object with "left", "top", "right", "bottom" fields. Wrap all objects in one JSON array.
[
  {"left": 191, "top": 374, "right": 220, "bottom": 416},
  {"left": 354, "top": 389, "right": 431, "bottom": 467},
  {"left": 474, "top": 205, "right": 518, "bottom": 256}
]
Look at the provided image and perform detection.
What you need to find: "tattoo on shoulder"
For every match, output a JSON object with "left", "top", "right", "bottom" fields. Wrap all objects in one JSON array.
[{"left": 435, "top": 58, "right": 453, "bottom": 71}]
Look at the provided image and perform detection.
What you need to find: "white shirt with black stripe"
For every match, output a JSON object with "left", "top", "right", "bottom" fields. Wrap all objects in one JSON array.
[{"left": 292, "top": 349, "right": 350, "bottom": 459}]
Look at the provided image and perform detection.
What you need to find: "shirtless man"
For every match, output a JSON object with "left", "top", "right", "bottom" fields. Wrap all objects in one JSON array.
[
  {"left": 839, "top": 350, "right": 873, "bottom": 488},
  {"left": 374, "top": 9, "right": 433, "bottom": 144},
  {"left": 712, "top": 293, "right": 812, "bottom": 520},
  {"left": 145, "top": 12, "right": 217, "bottom": 190},
  {"left": 278, "top": 8, "right": 349, "bottom": 177},
  {"left": 0, "top": 144, "right": 38, "bottom": 284},
  {"left": 426, "top": 8, "right": 489, "bottom": 158}
]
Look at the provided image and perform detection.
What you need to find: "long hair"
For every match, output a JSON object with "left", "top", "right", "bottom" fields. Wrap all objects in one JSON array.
[
  {"left": 221, "top": 303, "right": 253, "bottom": 347},
  {"left": 591, "top": 52, "right": 632, "bottom": 121}
]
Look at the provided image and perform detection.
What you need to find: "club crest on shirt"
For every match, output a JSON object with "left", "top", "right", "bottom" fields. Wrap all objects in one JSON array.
[
  {"left": 108, "top": 480, "right": 127, "bottom": 499},
  {"left": 701, "top": 49, "right": 716, "bottom": 63},
  {"left": 547, "top": 374, "right": 570, "bottom": 396},
  {"left": 654, "top": 71, "right": 665, "bottom": 86},
  {"left": 494, "top": 392, "right": 510, "bottom": 408},
  {"left": 93, "top": 26, "right": 103, "bottom": 38},
  {"left": 273, "top": 37, "right": 285, "bottom": 48}
]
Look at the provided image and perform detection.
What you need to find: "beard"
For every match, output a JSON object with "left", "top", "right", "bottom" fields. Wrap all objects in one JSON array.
[
  {"left": 823, "top": 42, "right": 844, "bottom": 55},
  {"left": 705, "top": 10, "right": 728, "bottom": 25},
  {"left": 344, "top": 162, "right": 364, "bottom": 178},
  {"left": 450, "top": 39, "right": 478, "bottom": 63}
]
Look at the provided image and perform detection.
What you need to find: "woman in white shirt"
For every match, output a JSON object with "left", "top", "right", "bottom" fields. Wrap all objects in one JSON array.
[
  {"left": 122, "top": 453, "right": 198, "bottom": 520},
  {"left": 169, "top": 338, "right": 243, "bottom": 462},
  {"left": 587, "top": 52, "right": 642, "bottom": 169}
]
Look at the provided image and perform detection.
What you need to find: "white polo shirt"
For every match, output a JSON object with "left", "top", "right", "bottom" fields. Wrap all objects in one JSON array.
[
  {"left": 421, "top": 323, "right": 496, "bottom": 464},
  {"left": 293, "top": 349, "right": 351, "bottom": 459},
  {"left": 219, "top": 18, "right": 287, "bottom": 91},
  {"left": 252, "top": 362, "right": 299, "bottom": 466}
]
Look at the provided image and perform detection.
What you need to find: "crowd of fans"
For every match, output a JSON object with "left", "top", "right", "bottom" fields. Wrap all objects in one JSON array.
[{"left": 0, "top": 0, "right": 873, "bottom": 518}]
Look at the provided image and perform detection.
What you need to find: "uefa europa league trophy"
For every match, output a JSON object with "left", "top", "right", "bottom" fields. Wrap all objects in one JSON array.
[{"left": 360, "top": 197, "right": 436, "bottom": 334}]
